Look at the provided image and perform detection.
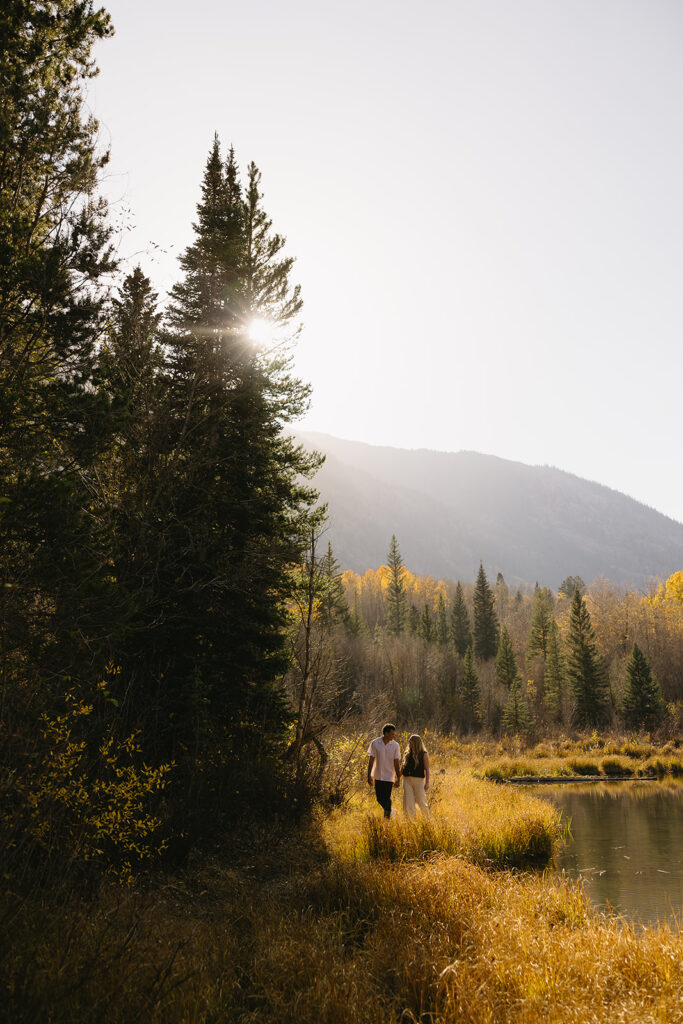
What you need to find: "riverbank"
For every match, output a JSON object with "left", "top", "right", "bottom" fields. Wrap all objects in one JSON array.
[{"left": 422, "top": 730, "right": 683, "bottom": 783}]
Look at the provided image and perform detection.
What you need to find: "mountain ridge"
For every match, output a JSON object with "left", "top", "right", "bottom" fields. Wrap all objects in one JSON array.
[{"left": 295, "top": 431, "right": 683, "bottom": 589}]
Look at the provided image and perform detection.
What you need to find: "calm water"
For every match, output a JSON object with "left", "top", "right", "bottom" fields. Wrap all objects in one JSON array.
[{"left": 529, "top": 781, "right": 683, "bottom": 925}]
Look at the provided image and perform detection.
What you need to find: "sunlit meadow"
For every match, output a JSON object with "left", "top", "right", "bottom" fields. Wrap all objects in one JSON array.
[{"left": 6, "top": 735, "right": 683, "bottom": 1023}]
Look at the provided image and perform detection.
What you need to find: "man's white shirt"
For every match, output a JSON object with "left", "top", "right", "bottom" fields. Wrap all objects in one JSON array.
[{"left": 367, "top": 737, "right": 400, "bottom": 781}]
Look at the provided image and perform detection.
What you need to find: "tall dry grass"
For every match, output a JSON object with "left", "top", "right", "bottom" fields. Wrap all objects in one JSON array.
[
  {"left": 477, "top": 734, "right": 683, "bottom": 782},
  {"left": 4, "top": 738, "right": 683, "bottom": 1023},
  {"left": 11, "top": 851, "right": 683, "bottom": 1024},
  {"left": 284, "top": 856, "right": 683, "bottom": 1024},
  {"left": 326, "top": 772, "right": 565, "bottom": 869}
]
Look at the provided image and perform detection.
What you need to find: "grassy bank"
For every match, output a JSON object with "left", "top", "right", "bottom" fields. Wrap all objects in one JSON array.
[
  {"left": 407, "top": 729, "right": 683, "bottom": 782},
  {"left": 477, "top": 739, "right": 683, "bottom": 782},
  {"left": 3, "top": 741, "right": 683, "bottom": 1023},
  {"left": 325, "top": 771, "right": 564, "bottom": 868}
]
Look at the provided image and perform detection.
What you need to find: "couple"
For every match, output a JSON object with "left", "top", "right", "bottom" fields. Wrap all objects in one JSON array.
[{"left": 366, "top": 724, "right": 430, "bottom": 819}]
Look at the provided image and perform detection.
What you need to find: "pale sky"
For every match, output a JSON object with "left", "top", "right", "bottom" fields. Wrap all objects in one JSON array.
[{"left": 91, "top": 0, "right": 683, "bottom": 524}]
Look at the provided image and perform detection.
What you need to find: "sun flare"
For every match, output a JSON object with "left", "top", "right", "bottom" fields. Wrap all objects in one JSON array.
[{"left": 246, "top": 317, "right": 274, "bottom": 345}]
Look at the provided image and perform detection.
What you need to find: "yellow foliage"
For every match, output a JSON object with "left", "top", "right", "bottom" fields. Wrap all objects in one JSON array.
[
  {"left": 3, "top": 690, "right": 171, "bottom": 883},
  {"left": 647, "top": 569, "right": 683, "bottom": 608},
  {"left": 341, "top": 569, "right": 361, "bottom": 594},
  {"left": 663, "top": 570, "right": 683, "bottom": 605},
  {"left": 375, "top": 564, "right": 392, "bottom": 589}
]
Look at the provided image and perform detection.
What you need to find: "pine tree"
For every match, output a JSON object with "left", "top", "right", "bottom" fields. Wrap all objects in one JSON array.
[
  {"left": 461, "top": 647, "right": 482, "bottom": 731},
  {"left": 408, "top": 604, "right": 421, "bottom": 634},
  {"left": 0, "top": 0, "right": 116, "bottom": 701},
  {"left": 566, "top": 589, "right": 609, "bottom": 728},
  {"left": 622, "top": 643, "right": 666, "bottom": 731},
  {"left": 528, "top": 587, "right": 554, "bottom": 660},
  {"left": 559, "top": 576, "right": 586, "bottom": 599},
  {"left": 495, "top": 572, "right": 509, "bottom": 619},
  {"left": 502, "top": 677, "right": 533, "bottom": 734},
  {"left": 418, "top": 602, "right": 434, "bottom": 643},
  {"left": 436, "top": 593, "right": 450, "bottom": 645},
  {"left": 118, "top": 138, "right": 321, "bottom": 786},
  {"left": 166, "top": 137, "right": 244, "bottom": 339},
  {"left": 386, "top": 535, "right": 407, "bottom": 634},
  {"left": 496, "top": 626, "right": 520, "bottom": 689},
  {"left": 543, "top": 620, "right": 564, "bottom": 722},
  {"left": 318, "top": 542, "right": 349, "bottom": 627},
  {"left": 96, "top": 267, "right": 167, "bottom": 671},
  {"left": 346, "top": 592, "right": 363, "bottom": 636},
  {"left": 450, "top": 581, "right": 472, "bottom": 656},
  {"left": 100, "top": 266, "right": 165, "bottom": 462},
  {"left": 473, "top": 563, "right": 499, "bottom": 661},
  {"left": 243, "top": 161, "right": 303, "bottom": 329}
]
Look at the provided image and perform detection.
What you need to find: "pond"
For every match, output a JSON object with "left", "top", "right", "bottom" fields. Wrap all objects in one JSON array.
[{"left": 529, "top": 781, "right": 683, "bottom": 925}]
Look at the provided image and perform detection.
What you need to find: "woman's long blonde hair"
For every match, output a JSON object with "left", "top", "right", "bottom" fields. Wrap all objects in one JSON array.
[{"left": 403, "top": 734, "right": 427, "bottom": 762}]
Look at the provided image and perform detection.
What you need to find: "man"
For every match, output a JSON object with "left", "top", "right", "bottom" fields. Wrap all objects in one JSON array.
[{"left": 367, "top": 723, "right": 401, "bottom": 819}]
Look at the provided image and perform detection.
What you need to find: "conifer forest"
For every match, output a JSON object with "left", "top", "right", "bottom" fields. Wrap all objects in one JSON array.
[{"left": 3, "top": 5, "right": 683, "bottom": 1023}]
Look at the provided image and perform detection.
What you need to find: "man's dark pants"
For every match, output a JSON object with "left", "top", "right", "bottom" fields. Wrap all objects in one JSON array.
[{"left": 374, "top": 780, "right": 393, "bottom": 818}]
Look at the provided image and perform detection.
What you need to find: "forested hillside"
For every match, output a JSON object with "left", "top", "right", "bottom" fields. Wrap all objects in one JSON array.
[{"left": 298, "top": 432, "right": 683, "bottom": 588}]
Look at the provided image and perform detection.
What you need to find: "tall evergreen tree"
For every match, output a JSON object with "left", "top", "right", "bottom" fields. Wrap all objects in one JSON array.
[
  {"left": 386, "top": 535, "right": 407, "bottom": 634},
  {"left": 450, "top": 581, "right": 472, "bottom": 656},
  {"left": 559, "top": 576, "right": 586, "bottom": 599},
  {"left": 408, "top": 604, "right": 421, "bottom": 634},
  {"left": 436, "top": 592, "right": 450, "bottom": 645},
  {"left": 418, "top": 602, "right": 434, "bottom": 643},
  {"left": 96, "top": 267, "right": 167, "bottom": 669},
  {"left": 622, "top": 643, "right": 666, "bottom": 731},
  {"left": 318, "top": 542, "right": 349, "bottom": 628},
  {"left": 473, "top": 563, "right": 499, "bottom": 661},
  {"left": 166, "top": 137, "right": 244, "bottom": 339},
  {"left": 566, "top": 589, "right": 609, "bottom": 728},
  {"left": 461, "top": 647, "right": 482, "bottom": 731},
  {"left": 346, "top": 591, "right": 363, "bottom": 637},
  {"left": 495, "top": 572, "right": 509, "bottom": 619},
  {"left": 243, "top": 161, "right": 303, "bottom": 329},
  {"left": 496, "top": 626, "right": 520, "bottom": 689},
  {"left": 543, "top": 620, "right": 565, "bottom": 723},
  {"left": 502, "top": 677, "right": 533, "bottom": 734},
  {"left": 99, "top": 265, "right": 165, "bottom": 467},
  {"left": 0, "top": 0, "right": 116, "bottom": 703},
  {"left": 528, "top": 587, "right": 554, "bottom": 660},
  {"left": 110, "top": 138, "right": 321, "bottom": 798}
]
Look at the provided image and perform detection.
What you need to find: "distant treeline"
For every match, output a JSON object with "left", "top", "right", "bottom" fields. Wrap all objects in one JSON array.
[{"left": 283, "top": 533, "right": 683, "bottom": 754}]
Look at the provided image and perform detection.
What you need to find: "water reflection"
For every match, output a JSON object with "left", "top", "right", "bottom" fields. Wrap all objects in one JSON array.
[{"left": 529, "top": 781, "right": 683, "bottom": 925}]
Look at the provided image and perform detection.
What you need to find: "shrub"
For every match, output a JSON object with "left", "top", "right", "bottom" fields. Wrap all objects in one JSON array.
[
  {"left": 600, "top": 757, "right": 632, "bottom": 777},
  {"left": 567, "top": 758, "right": 600, "bottom": 776},
  {"left": 620, "top": 740, "right": 653, "bottom": 759},
  {"left": 1, "top": 689, "right": 171, "bottom": 884}
]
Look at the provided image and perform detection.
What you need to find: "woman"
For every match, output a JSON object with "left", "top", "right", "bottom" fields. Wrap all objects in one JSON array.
[{"left": 401, "top": 734, "right": 430, "bottom": 817}]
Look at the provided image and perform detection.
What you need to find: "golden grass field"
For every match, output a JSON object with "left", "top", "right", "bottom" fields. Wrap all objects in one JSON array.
[{"left": 4, "top": 734, "right": 683, "bottom": 1023}]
